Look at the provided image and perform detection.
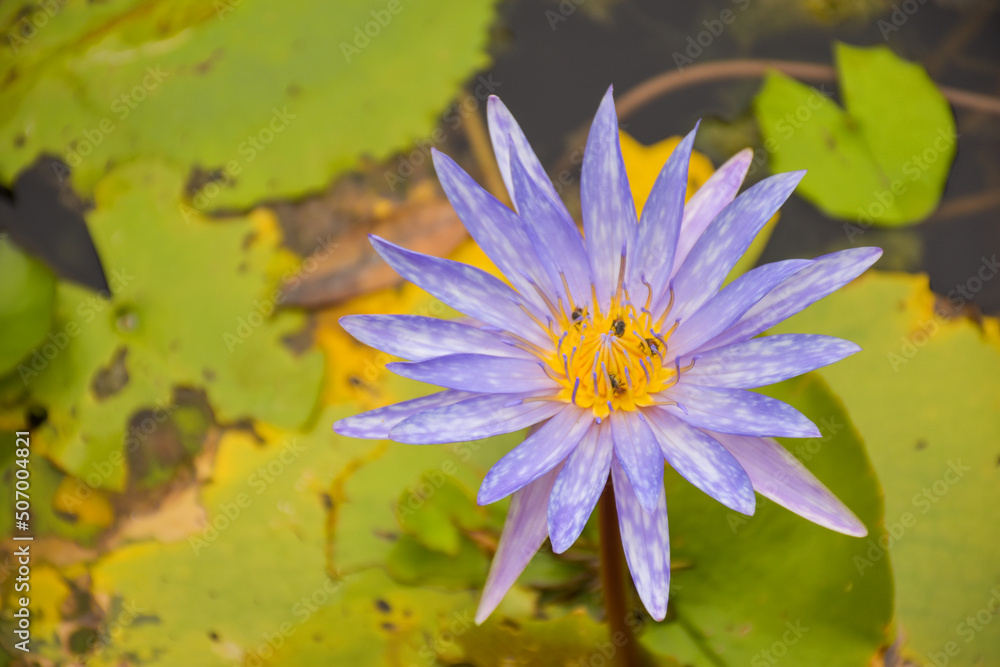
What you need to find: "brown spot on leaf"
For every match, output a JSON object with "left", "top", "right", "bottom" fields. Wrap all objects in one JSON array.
[{"left": 92, "top": 348, "right": 130, "bottom": 400}]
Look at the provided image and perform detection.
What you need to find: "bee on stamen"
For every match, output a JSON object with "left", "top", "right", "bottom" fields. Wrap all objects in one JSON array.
[
  {"left": 645, "top": 338, "right": 661, "bottom": 355},
  {"left": 572, "top": 306, "right": 586, "bottom": 323},
  {"left": 608, "top": 373, "right": 626, "bottom": 395},
  {"left": 611, "top": 318, "right": 626, "bottom": 337}
]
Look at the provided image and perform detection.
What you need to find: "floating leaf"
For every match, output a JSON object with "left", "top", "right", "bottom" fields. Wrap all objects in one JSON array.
[
  {"left": 1, "top": 455, "right": 107, "bottom": 544},
  {"left": 330, "top": 412, "right": 511, "bottom": 578},
  {"left": 773, "top": 271, "right": 1000, "bottom": 665},
  {"left": 754, "top": 43, "right": 956, "bottom": 225},
  {"left": 458, "top": 609, "right": 666, "bottom": 667},
  {"left": 0, "top": 0, "right": 497, "bottom": 210},
  {"left": 86, "top": 411, "right": 354, "bottom": 666},
  {"left": 642, "top": 374, "right": 894, "bottom": 665},
  {"left": 257, "top": 568, "right": 474, "bottom": 666},
  {"left": 23, "top": 162, "right": 323, "bottom": 490},
  {"left": 0, "top": 236, "right": 56, "bottom": 375}
]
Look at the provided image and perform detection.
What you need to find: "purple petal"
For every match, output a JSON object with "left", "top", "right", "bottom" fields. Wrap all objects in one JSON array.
[
  {"left": 643, "top": 409, "right": 755, "bottom": 515},
  {"left": 666, "top": 259, "right": 811, "bottom": 357},
  {"left": 671, "top": 148, "right": 753, "bottom": 275},
  {"left": 705, "top": 247, "right": 883, "bottom": 350},
  {"left": 388, "top": 353, "right": 555, "bottom": 394},
  {"left": 478, "top": 405, "right": 592, "bottom": 505},
  {"left": 487, "top": 95, "right": 562, "bottom": 207},
  {"left": 661, "top": 383, "right": 820, "bottom": 438},
  {"left": 370, "top": 235, "right": 548, "bottom": 345},
  {"left": 611, "top": 457, "right": 670, "bottom": 621},
  {"left": 548, "top": 421, "right": 613, "bottom": 553},
  {"left": 709, "top": 430, "right": 867, "bottom": 536},
  {"left": 476, "top": 465, "right": 561, "bottom": 624},
  {"left": 340, "top": 314, "right": 532, "bottom": 361},
  {"left": 581, "top": 86, "right": 638, "bottom": 306},
  {"left": 431, "top": 148, "right": 553, "bottom": 311},
  {"left": 509, "top": 146, "right": 593, "bottom": 306},
  {"left": 666, "top": 171, "right": 805, "bottom": 322},
  {"left": 627, "top": 125, "right": 697, "bottom": 290},
  {"left": 610, "top": 411, "right": 665, "bottom": 514},
  {"left": 684, "top": 335, "right": 861, "bottom": 388},
  {"left": 332, "top": 390, "right": 478, "bottom": 439},
  {"left": 390, "top": 393, "right": 562, "bottom": 444}
]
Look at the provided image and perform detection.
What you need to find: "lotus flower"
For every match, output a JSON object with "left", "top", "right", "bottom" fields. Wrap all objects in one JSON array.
[{"left": 333, "top": 86, "right": 880, "bottom": 623}]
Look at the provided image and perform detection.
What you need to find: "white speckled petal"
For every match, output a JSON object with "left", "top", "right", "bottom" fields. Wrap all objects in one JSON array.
[
  {"left": 370, "top": 235, "right": 548, "bottom": 346},
  {"left": 487, "top": 95, "right": 562, "bottom": 207},
  {"left": 684, "top": 335, "right": 861, "bottom": 388},
  {"left": 548, "top": 421, "right": 613, "bottom": 553},
  {"left": 708, "top": 430, "right": 867, "bottom": 537},
  {"left": 476, "top": 464, "right": 561, "bottom": 624},
  {"left": 706, "top": 247, "right": 883, "bottom": 350},
  {"left": 581, "top": 86, "right": 638, "bottom": 306},
  {"left": 627, "top": 125, "right": 697, "bottom": 290},
  {"left": 332, "top": 389, "right": 478, "bottom": 439},
  {"left": 478, "top": 405, "right": 593, "bottom": 505},
  {"left": 340, "top": 314, "right": 532, "bottom": 361},
  {"left": 387, "top": 353, "right": 556, "bottom": 394},
  {"left": 391, "top": 393, "right": 562, "bottom": 444},
  {"left": 610, "top": 410, "right": 664, "bottom": 514},
  {"left": 509, "top": 145, "right": 593, "bottom": 305},
  {"left": 671, "top": 148, "right": 753, "bottom": 275},
  {"left": 431, "top": 148, "right": 553, "bottom": 310},
  {"left": 644, "top": 409, "right": 755, "bottom": 515},
  {"left": 612, "top": 456, "right": 670, "bottom": 621},
  {"left": 667, "top": 259, "right": 811, "bottom": 357},
  {"left": 666, "top": 171, "right": 805, "bottom": 322},
  {"left": 662, "top": 383, "right": 820, "bottom": 438}
]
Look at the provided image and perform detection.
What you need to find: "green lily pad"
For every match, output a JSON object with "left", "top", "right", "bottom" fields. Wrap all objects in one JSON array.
[
  {"left": 24, "top": 161, "right": 323, "bottom": 490},
  {"left": 386, "top": 533, "right": 488, "bottom": 588},
  {"left": 642, "top": 374, "right": 894, "bottom": 666},
  {"left": 256, "top": 568, "right": 475, "bottom": 666},
  {"left": 0, "top": 454, "right": 106, "bottom": 544},
  {"left": 396, "top": 472, "right": 488, "bottom": 556},
  {"left": 331, "top": 419, "right": 511, "bottom": 579},
  {"left": 773, "top": 271, "right": 1000, "bottom": 666},
  {"left": 87, "top": 409, "right": 359, "bottom": 666},
  {"left": 0, "top": 236, "right": 56, "bottom": 375},
  {"left": 754, "top": 43, "right": 956, "bottom": 226},
  {"left": 0, "top": 0, "right": 497, "bottom": 210}
]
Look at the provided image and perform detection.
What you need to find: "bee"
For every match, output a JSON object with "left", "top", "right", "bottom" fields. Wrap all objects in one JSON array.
[
  {"left": 572, "top": 306, "right": 586, "bottom": 322},
  {"left": 645, "top": 338, "right": 661, "bottom": 355},
  {"left": 611, "top": 318, "right": 626, "bottom": 337},
  {"left": 608, "top": 373, "right": 626, "bottom": 395}
]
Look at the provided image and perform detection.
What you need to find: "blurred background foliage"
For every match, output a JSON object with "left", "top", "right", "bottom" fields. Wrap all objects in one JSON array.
[{"left": 0, "top": 0, "right": 998, "bottom": 665}]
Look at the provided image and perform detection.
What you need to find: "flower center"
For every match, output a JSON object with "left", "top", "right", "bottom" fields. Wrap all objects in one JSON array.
[
  {"left": 508, "top": 265, "right": 681, "bottom": 420},
  {"left": 548, "top": 291, "right": 678, "bottom": 418}
]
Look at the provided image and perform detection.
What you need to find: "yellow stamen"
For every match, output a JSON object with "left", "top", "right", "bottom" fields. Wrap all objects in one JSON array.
[{"left": 530, "top": 283, "right": 679, "bottom": 419}]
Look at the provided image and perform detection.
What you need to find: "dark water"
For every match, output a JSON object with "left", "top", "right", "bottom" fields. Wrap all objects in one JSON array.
[{"left": 485, "top": 0, "right": 1000, "bottom": 315}]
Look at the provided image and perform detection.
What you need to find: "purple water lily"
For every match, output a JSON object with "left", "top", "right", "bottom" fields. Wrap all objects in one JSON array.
[{"left": 333, "top": 86, "right": 879, "bottom": 623}]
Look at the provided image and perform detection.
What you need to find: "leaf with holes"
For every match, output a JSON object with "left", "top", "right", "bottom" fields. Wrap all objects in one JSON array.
[{"left": 25, "top": 161, "right": 323, "bottom": 490}]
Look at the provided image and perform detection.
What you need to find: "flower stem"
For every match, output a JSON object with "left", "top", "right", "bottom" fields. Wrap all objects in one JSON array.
[{"left": 599, "top": 479, "right": 641, "bottom": 667}]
